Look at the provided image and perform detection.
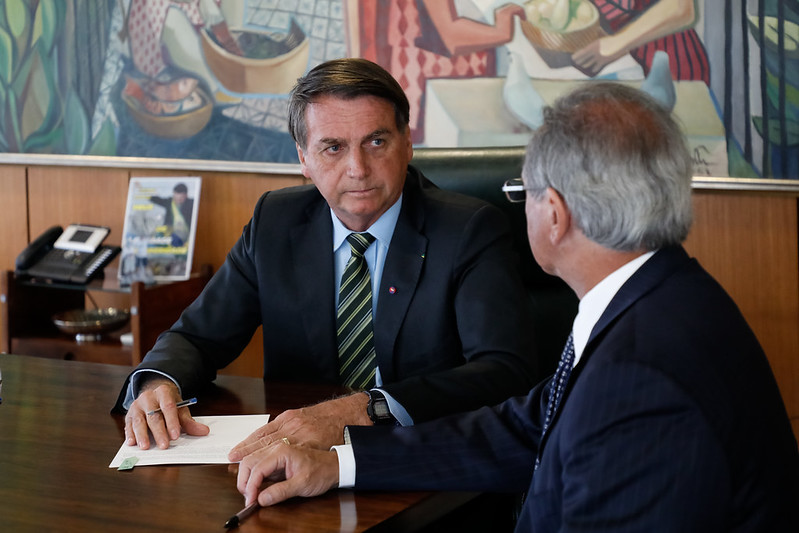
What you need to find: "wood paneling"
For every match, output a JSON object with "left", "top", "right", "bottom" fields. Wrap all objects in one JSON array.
[
  {"left": 685, "top": 192, "right": 799, "bottom": 431},
  {"left": 27, "top": 166, "right": 129, "bottom": 241},
  {"left": 0, "top": 166, "right": 29, "bottom": 271},
  {"left": 0, "top": 166, "right": 29, "bottom": 344}
]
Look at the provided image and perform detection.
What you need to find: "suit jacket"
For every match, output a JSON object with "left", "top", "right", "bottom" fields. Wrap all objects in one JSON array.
[
  {"left": 349, "top": 246, "right": 799, "bottom": 531},
  {"left": 149, "top": 195, "right": 194, "bottom": 229},
  {"left": 116, "top": 167, "right": 538, "bottom": 421}
]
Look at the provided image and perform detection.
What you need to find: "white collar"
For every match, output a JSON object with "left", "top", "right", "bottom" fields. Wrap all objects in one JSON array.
[
  {"left": 571, "top": 251, "right": 656, "bottom": 366},
  {"left": 331, "top": 195, "right": 403, "bottom": 252}
]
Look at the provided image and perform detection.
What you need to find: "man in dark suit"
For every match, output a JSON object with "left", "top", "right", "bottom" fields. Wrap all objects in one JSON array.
[
  {"left": 149, "top": 182, "right": 194, "bottom": 246},
  {"left": 235, "top": 82, "right": 799, "bottom": 531},
  {"left": 119, "top": 58, "right": 537, "bottom": 454}
]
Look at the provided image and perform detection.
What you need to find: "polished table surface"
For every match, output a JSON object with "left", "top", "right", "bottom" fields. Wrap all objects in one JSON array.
[{"left": 0, "top": 354, "right": 481, "bottom": 532}]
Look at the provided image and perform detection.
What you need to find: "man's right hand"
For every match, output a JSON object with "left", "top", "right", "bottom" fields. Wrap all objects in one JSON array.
[{"left": 123, "top": 377, "right": 209, "bottom": 449}]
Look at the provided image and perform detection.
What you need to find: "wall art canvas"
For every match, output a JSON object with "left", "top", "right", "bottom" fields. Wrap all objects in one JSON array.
[{"left": 0, "top": 0, "right": 795, "bottom": 181}]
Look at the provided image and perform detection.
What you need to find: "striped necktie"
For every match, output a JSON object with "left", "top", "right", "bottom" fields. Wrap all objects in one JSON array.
[
  {"left": 337, "top": 232, "right": 377, "bottom": 388},
  {"left": 536, "top": 332, "right": 575, "bottom": 470}
]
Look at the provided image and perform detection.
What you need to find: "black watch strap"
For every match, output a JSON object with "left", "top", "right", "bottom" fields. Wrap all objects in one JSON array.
[{"left": 365, "top": 390, "right": 397, "bottom": 425}]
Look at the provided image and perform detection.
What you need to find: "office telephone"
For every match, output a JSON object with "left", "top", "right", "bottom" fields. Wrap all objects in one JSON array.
[{"left": 15, "top": 224, "right": 121, "bottom": 284}]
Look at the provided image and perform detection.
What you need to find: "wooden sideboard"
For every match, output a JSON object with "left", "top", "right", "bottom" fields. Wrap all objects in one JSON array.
[{"left": 0, "top": 266, "right": 211, "bottom": 366}]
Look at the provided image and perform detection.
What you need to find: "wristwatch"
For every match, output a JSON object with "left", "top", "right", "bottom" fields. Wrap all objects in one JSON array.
[{"left": 364, "top": 390, "right": 398, "bottom": 425}]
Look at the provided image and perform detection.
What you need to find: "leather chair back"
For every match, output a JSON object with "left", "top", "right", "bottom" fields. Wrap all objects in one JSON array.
[{"left": 411, "top": 147, "right": 578, "bottom": 376}]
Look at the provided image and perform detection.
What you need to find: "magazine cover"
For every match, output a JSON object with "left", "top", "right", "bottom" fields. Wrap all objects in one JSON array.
[{"left": 118, "top": 177, "right": 201, "bottom": 284}]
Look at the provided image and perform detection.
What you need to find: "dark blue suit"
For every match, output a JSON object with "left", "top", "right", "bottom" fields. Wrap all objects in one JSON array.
[
  {"left": 116, "top": 168, "right": 538, "bottom": 422},
  {"left": 349, "top": 246, "right": 799, "bottom": 531}
]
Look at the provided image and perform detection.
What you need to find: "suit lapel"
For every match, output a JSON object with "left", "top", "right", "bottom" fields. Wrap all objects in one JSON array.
[
  {"left": 290, "top": 201, "right": 339, "bottom": 377},
  {"left": 536, "top": 247, "right": 691, "bottom": 459},
  {"left": 373, "top": 175, "right": 428, "bottom": 383},
  {"left": 586, "top": 246, "right": 689, "bottom": 350}
]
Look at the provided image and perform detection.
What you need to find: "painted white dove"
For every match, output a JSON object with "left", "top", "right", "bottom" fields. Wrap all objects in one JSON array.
[
  {"left": 640, "top": 50, "right": 676, "bottom": 111},
  {"left": 503, "top": 51, "right": 546, "bottom": 130}
]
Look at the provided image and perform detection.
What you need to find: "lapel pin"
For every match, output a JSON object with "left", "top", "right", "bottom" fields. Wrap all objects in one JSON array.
[{"left": 389, "top": 286, "right": 397, "bottom": 294}]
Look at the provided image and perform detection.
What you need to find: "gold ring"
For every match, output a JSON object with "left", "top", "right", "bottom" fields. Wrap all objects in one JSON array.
[{"left": 281, "top": 437, "right": 291, "bottom": 445}]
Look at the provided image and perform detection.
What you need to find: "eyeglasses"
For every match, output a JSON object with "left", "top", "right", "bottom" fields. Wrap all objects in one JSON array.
[{"left": 502, "top": 178, "right": 527, "bottom": 203}]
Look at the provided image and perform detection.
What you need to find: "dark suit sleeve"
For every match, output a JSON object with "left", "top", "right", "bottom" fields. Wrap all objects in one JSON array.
[
  {"left": 114, "top": 193, "right": 269, "bottom": 405},
  {"left": 543, "top": 360, "right": 729, "bottom": 531},
  {"left": 349, "top": 382, "right": 547, "bottom": 493},
  {"left": 148, "top": 196, "right": 170, "bottom": 210},
  {"left": 380, "top": 202, "right": 538, "bottom": 422}
]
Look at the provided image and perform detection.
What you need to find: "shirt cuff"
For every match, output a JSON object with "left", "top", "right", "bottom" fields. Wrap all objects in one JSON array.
[
  {"left": 374, "top": 388, "right": 414, "bottom": 426},
  {"left": 123, "top": 369, "right": 182, "bottom": 411},
  {"left": 332, "top": 443, "right": 356, "bottom": 488}
]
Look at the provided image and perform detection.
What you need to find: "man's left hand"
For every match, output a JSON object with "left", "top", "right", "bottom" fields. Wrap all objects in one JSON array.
[
  {"left": 228, "top": 393, "right": 370, "bottom": 461},
  {"left": 236, "top": 439, "right": 340, "bottom": 507}
]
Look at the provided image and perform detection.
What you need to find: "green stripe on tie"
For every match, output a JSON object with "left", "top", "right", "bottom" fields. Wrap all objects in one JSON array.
[{"left": 337, "top": 233, "right": 377, "bottom": 389}]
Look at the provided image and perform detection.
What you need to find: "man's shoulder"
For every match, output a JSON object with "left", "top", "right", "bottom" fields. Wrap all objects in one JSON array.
[
  {"left": 244, "top": 184, "right": 326, "bottom": 230},
  {"left": 253, "top": 183, "right": 321, "bottom": 211},
  {"left": 262, "top": 183, "right": 319, "bottom": 201}
]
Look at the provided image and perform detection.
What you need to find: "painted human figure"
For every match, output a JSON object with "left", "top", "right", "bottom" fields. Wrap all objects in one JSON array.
[
  {"left": 360, "top": 0, "right": 526, "bottom": 143},
  {"left": 572, "top": 0, "right": 710, "bottom": 83}
]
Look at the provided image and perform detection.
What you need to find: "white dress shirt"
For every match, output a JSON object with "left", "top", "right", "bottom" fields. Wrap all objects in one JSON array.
[{"left": 571, "top": 251, "right": 654, "bottom": 366}]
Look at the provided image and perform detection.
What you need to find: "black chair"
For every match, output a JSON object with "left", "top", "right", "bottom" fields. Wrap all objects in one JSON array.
[{"left": 411, "top": 146, "right": 577, "bottom": 377}]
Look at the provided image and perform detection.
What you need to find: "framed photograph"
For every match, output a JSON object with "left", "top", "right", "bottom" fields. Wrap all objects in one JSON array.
[{"left": 118, "top": 177, "right": 202, "bottom": 283}]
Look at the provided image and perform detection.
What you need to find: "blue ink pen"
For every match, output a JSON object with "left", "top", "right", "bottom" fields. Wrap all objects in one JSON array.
[{"left": 146, "top": 397, "right": 197, "bottom": 416}]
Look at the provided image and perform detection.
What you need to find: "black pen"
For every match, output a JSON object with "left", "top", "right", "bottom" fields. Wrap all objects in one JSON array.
[
  {"left": 146, "top": 397, "right": 197, "bottom": 416},
  {"left": 224, "top": 500, "right": 260, "bottom": 529}
]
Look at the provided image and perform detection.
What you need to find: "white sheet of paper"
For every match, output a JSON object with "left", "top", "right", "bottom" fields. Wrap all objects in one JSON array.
[{"left": 109, "top": 414, "right": 270, "bottom": 468}]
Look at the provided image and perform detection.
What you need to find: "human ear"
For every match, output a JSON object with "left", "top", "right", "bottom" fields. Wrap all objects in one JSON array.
[
  {"left": 296, "top": 144, "right": 311, "bottom": 179},
  {"left": 546, "top": 188, "right": 571, "bottom": 244}
]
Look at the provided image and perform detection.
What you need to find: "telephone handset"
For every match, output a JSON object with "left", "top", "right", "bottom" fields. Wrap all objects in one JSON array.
[{"left": 16, "top": 224, "right": 121, "bottom": 284}]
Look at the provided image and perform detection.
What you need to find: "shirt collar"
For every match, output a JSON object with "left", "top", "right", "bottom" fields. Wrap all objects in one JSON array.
[
  {"left": 571, "top": 250, "right": 656, "bottom": 365},
  {"left": 332, "top": 194, "right": 403, "bottom": 252}
]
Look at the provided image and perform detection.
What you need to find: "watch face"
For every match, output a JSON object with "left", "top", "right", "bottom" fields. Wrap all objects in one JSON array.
[
  {"left": 373, "top": 399, "right": 391, "bottom": 418},
  {"left": 367, "top": 391, "right": 396, "bottom": 424}
]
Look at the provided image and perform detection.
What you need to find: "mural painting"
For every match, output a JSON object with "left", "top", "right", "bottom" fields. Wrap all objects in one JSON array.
[{"left": 0, "top": 0, "right": 795, "bottom": 179}]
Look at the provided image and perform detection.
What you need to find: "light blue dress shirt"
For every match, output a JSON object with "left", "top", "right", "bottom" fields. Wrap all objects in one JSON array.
[
  {"left": 125, "top": 195, "right": 413, "bottom": 427},
  {"left": 331, "top": 195, "right": 413, "bottom": 427}
]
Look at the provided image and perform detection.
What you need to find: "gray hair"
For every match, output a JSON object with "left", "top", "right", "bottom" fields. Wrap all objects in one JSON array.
[
  {"left": 522, "top": 81, "right": 693, "bottom": 251},
  {"left": 288, "top": 58, "right": 410, "bottom": 150}
]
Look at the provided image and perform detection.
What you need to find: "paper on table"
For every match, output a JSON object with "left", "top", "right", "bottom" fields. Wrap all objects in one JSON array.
[{"left": 109, "top": 414, "right": 270, "bottom": 468}]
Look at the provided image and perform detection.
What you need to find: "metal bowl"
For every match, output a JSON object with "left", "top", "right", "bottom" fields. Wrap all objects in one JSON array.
[{"left": 52, "top": 308, "right": 131, "bottom": 342}]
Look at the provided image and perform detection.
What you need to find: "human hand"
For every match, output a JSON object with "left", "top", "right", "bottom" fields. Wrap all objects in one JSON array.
[
  {"left": 496, "top": 3, "right": 527, "bottom": 23},
  {"left": 571, "top": 38, "right": 627, "bottom": 77},
  {"left": 123, "top": 377, "right": 209, "bottom": 449},
  {"left": 228, "top": 393, "right": 370, "bottom": 460},
  {"left": 236, "top": 439, "right": 340, "bottom": 507},
  {"left": 494, "top": 3, "right": 527, "bottom": 41}
]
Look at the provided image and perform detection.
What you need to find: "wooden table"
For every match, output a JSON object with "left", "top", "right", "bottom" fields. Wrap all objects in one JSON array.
[{"left": 0, "top": 354, "right": 487, "bottom": 532}]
